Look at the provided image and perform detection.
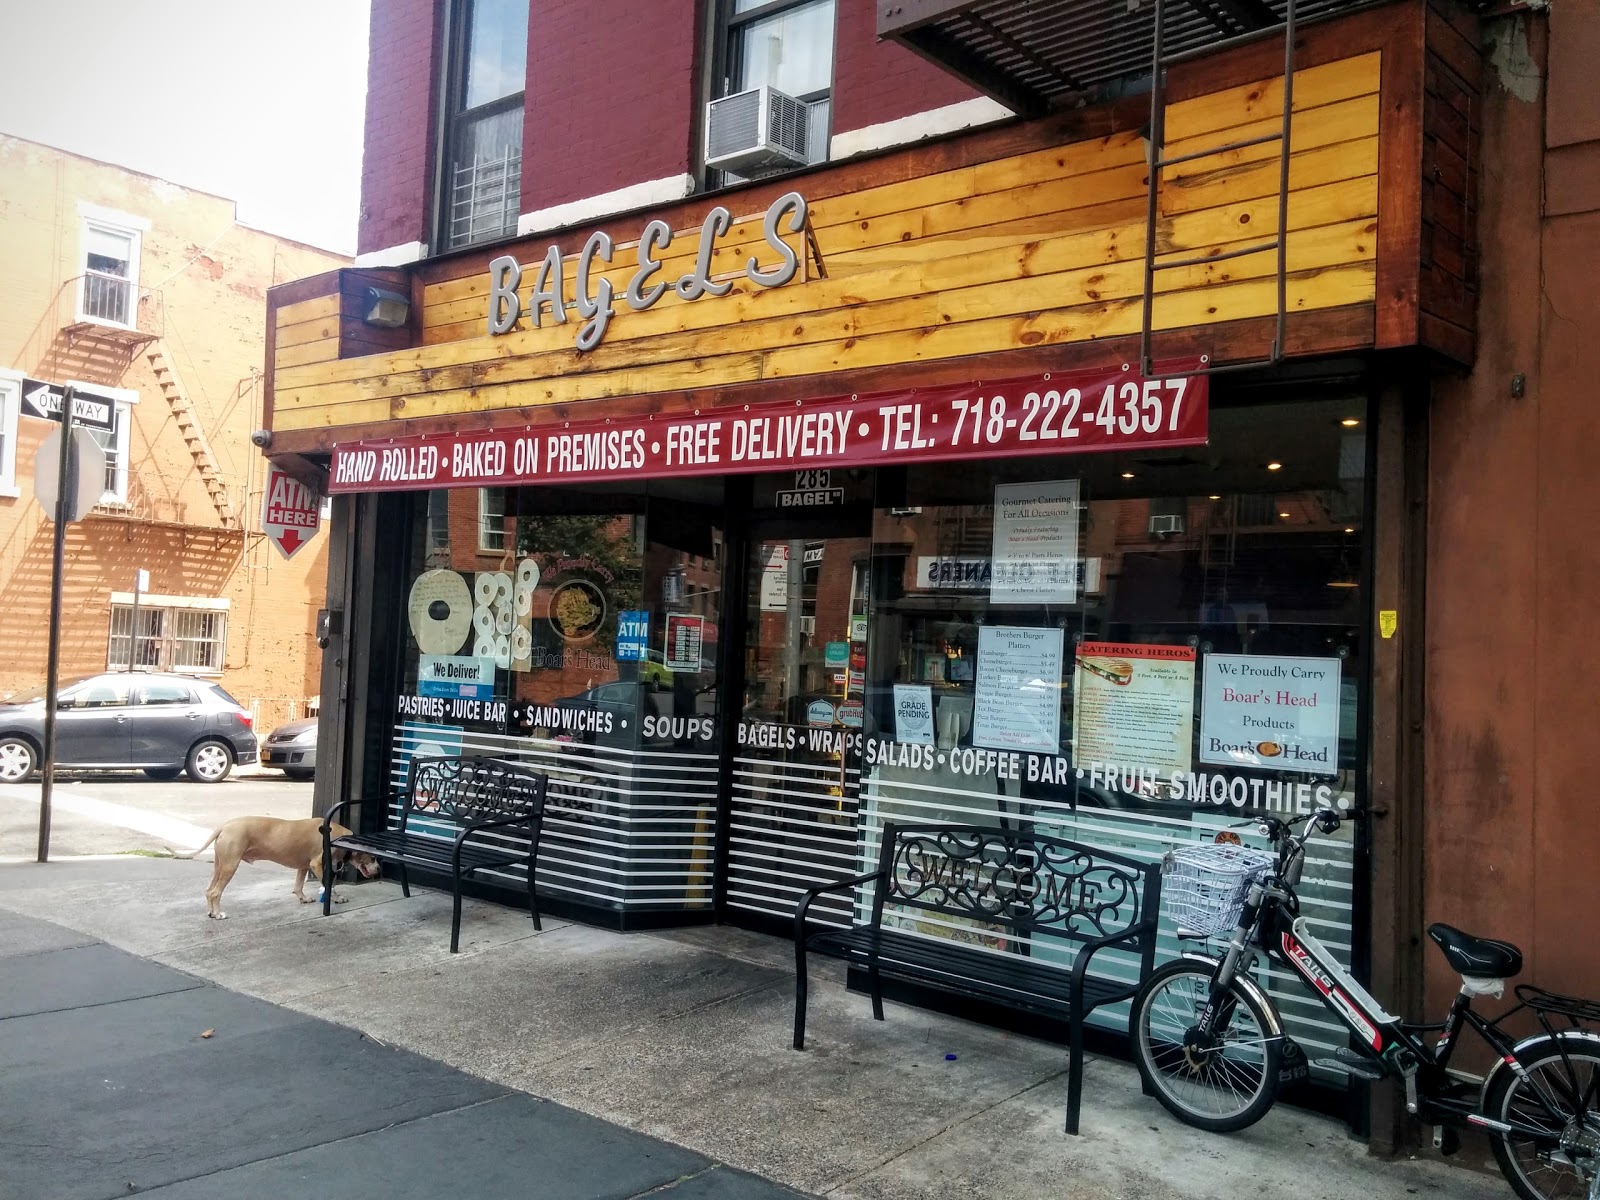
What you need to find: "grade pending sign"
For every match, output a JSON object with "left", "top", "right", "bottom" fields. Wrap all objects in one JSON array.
[
  {"left": 328, "top": 362, "right": 1208, "bottom": 494},
  {"left": 261, "top": 462, "right": 322, "bottom": 559}
]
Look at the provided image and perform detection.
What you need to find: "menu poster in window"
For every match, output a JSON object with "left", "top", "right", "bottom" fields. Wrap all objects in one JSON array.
[
  {"left": 972, "top": 625, "right": 1065, "bottom": 753},
  {"left": 892, "top": 684, "right": 936, "bottom": 745},
  {"left": 990, "top": 481, "right": 1080, "bottom": 604},
  {"left": 1200, "top": 654, "right": 1341, "bottom": 772},
  {"left": 1072, "top": 642, "right": 1197, "bottom": 777},
  {"left": 664, "top": 613, "right": 705, "bottom": 672}
]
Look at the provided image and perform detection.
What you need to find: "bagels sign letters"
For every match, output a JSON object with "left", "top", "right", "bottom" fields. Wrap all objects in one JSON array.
[
  {"left": 328, "top": 364, "right": 1207, "bottom": 493},
  {"left": 487, "top": 192, "right": 809, "bottom": 351}
]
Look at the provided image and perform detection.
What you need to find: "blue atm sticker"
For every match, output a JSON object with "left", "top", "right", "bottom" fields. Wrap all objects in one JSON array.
[{"left": 617, "top": 610, "right": 650, "bottom": 661}]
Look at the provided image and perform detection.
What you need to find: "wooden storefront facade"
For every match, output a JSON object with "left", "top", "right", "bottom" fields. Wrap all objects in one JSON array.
[{"left": 258, "top": 0, "right": 1600, "bottom": 1153}]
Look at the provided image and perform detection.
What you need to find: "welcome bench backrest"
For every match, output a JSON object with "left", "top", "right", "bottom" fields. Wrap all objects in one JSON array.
[
  {"left": 398, "top": 756, "right": 547, "bottom": 832},
  {"left": 870, "top": 822, "right": 1160, "bottom": 952}
]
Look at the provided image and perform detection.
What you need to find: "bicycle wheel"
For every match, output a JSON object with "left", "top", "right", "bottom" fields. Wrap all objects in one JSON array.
[
  {"left": 1132, "top": 958, "right": 1284, "bottom": 1133},
  {"left": 1485, "top": 1033, "right": 1600, "bottom": 1200}
]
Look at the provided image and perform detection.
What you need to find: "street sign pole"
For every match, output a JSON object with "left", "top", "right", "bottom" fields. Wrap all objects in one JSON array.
[
  {"left": 38, "top": 386, "right": 76, "bottom": 863},
  {"left": 130, "top": 572, "right": 143, "bottom": 670}
]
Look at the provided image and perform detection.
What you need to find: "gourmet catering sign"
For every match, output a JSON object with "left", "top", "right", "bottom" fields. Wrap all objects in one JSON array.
[{"left": 327, "top": 364, "right": 1208, "bottom": 494}]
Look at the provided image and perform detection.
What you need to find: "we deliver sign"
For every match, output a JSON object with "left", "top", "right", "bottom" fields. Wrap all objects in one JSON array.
[{"left": 262, "top": 463, "right": 321, "bottom": 559}]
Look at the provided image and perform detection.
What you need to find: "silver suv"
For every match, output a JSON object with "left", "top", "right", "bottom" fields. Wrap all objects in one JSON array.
[{"left": 0, "top": 673, "right": 259, "bottom": 784}]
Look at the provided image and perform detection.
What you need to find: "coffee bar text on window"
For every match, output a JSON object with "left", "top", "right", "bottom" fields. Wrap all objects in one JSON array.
[{"left": 486, "top": 192, "right": 809, "bottom": 351}]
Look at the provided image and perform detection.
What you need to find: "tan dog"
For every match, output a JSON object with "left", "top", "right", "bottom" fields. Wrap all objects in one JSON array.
[{"left": 182, "top": 817, "right": 382, "bottom": 919}]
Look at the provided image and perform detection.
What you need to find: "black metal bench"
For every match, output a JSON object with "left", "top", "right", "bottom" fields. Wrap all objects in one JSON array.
[
  {"left": 793, "top": 821, "right": 1162, "bottom": 1134},
  {"left": 321, "top": 755, "right": 548, "bottom": 953}
]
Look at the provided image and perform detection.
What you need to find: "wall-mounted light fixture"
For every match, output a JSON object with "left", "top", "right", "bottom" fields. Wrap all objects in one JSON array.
[{"left": 362, "top": 287, "right": 410, "bottom": 329}]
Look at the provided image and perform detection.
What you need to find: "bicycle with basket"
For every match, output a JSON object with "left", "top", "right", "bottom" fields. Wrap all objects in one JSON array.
[{"left": 1129, "top": 805, "right": 1600, "bottom": 1200}]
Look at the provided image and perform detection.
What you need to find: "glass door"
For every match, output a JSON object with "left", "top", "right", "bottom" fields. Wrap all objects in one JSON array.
[{"left": 725, "top": 521, "right": 871, "bottom": 929}]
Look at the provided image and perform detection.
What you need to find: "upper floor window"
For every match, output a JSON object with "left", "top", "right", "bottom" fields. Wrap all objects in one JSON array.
[
  {"left": 708, "top": 0, "right": 836, "bottom": 181},
  {"left": 76, "top": 209, "right": 145, "bottom": 328},
  {"left": 73, "top": 383, "right": 137, "bottom": 506},
  {"left": 0, "top": 372, "right": 19, "bottom": 498},
  {"left": 441, "top": 0, "right": 528, "bottom": 250}
]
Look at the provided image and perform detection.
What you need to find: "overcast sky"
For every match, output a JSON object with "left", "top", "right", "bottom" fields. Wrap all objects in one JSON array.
[{"left": 0, "top": 0, "right": 370, "bottom": 255}]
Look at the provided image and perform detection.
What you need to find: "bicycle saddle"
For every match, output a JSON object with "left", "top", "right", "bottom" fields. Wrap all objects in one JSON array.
[{"left": 1427, "top": 922, "right": 1523, "bottom": 978}]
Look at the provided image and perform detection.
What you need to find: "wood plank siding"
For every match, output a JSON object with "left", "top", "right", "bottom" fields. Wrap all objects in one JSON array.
[{"left": 263, "top": 2, "right": 1466, "bottom": 453}]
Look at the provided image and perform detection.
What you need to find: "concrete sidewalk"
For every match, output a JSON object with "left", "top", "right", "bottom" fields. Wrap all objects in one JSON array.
[
  {"left": 0, "top": 908, "right": 808, "bottom": 1200},
  {"left": 0, "top": 856, "right": 1504, "bottom": 1200}
]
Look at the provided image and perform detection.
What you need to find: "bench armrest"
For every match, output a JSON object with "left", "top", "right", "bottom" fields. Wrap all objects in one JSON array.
[
  {"left": 320, "top": 799, "right": 359, "bottom": 841},
  {"left": 1067, "top": 917, "right": 1159, "bottom": 1010},
  {"left": 794, "top": 870, "right": 885, "bottom": 943},
  {"left": 450, "top": 811, "right": 538, "bottom": 873}
]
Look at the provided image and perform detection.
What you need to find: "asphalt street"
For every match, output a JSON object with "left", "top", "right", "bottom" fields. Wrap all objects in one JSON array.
[
  {"left": 0, "top": 772, "right": 313, "bottom": 860},
  {"left": 0, "top": 907, "right": 809, "bottom": 1200}
]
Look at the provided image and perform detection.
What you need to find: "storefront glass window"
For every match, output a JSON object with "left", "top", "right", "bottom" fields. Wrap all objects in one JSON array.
[
  {"left": 853, "top": 393, "right": 1369, "bottom": 1071},
  {"left": 391, "top": 484, "right": 725, "bottom": 914}
]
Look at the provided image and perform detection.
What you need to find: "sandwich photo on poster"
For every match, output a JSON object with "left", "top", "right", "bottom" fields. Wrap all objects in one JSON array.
[{"left": 1071, "top": 642, "right": 1197, "bottom": 777}]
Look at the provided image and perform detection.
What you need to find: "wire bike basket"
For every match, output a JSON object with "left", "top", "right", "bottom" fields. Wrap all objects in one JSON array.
[{"left": 1161, "top": 844, "right": 1277, "bottom": 936}]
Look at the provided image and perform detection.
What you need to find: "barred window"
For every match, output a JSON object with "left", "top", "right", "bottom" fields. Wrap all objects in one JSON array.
[
  {"left": 108, "top": 599, "right": 227, "bottom": 674},
  {"left": 440, "top": 0, "right": 526, "bottom": 249},
  {"left": 78, "top": 220, "right": 141, "bottom": 329}
]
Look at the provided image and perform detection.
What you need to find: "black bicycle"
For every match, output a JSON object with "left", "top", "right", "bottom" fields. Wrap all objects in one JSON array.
[{"left": 1129, "top": 806, "right": 1600, "bottom": 1200}]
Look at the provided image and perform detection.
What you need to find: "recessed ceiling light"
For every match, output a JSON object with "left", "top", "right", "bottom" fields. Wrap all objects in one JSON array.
[
  {"left": 1121, "top": 471, "right": 1135, "bottom": 479},
  {"left": 1279, "top": 511, "right": 1291, "bottom": 519},
  {"left": 1340, "top": 418, "right": 1361, "bottom": 427},
  {"left": 1207, "top": 494, "right": 1221, "bottom": 500},
  {"left": 1266, "top": 461, "right": 1283, "bottom": 471},
  {"left": 1344, "top": 527, "right": 1356, "bottom": 534}
]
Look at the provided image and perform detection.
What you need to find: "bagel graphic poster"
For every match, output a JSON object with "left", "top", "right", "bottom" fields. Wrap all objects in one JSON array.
[{"left": 1200, "top": 654, "right": 1341, "bottom": 772}]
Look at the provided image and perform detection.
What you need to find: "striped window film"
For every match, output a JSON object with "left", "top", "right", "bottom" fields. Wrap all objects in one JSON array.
[
  {"left": 390, "top": 724, "right": 719, "bottom": 912},
  {"left": 726, "top": 744, "right": 862, "bottom": 926},
  {"left": 854, "top": 772, "right": 1357, "bottom": 1077}
]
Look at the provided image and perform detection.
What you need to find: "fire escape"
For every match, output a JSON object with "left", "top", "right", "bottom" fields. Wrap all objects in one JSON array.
[
  {"left": 876, "top": 0, "right": 1365, "bottom": 375},
  {"left": 56, "top": 276, "right": 238, "bottom": 529}
]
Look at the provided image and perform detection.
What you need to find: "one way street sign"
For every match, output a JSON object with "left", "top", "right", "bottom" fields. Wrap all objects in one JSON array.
[{"left": 19, "top": 379, "right": 114, "bottom": 430}]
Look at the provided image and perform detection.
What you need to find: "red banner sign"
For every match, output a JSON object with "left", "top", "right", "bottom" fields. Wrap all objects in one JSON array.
[{"left": 327, "top": 364, "right": 1208, "bottom": 493}]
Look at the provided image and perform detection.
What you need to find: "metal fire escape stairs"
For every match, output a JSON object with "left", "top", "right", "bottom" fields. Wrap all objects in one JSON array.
[
  {"left": 1140, "top": 0, "right": 1302, "bottom": 378},
  {"left": 144, "top": 341, "right": 238, "bottom": 529}
]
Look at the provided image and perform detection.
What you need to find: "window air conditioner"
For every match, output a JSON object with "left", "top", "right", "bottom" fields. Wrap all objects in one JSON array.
[
  {"left": 1148, "top": 513, "right": 1186, "bottom": 536},
  {"left": 705, "top": 86, "right": 810, "bottom": 174}
]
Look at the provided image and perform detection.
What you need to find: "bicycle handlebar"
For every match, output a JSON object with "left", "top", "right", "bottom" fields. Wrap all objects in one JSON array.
[{"left": 1256, "top": 805, "right": 1369, "bottom": 853}]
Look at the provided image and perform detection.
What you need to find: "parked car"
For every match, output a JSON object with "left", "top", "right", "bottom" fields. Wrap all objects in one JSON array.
[
  {"left": 261, "top": 717, "right": 317, "bottom": 780},
  {"left": 0, "top": 672, "right": 258, "bottom": 784}
]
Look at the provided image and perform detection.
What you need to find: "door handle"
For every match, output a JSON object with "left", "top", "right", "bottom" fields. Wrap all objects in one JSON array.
[{"left": 114, "top": 715, "right": 130, "bottom": 723}]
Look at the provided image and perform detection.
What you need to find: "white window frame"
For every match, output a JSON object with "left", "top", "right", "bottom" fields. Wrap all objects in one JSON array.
[
  {"left": 107, "top": 593, "right": 230, "bottom": 676},
  {"left": 478, "top": 486, "right": 507, "bottom": 552},
  {"left": 709, "top": 0, "right": 838, "bottom": 180},
  {"left": 73, "top": 204, "right": 148, "bottom": 331},
  {"left": 69, "top": 382, "right": 138, "bottom": 506},
  {"left": 0, "top": 369, "right": 20, "bottom": 498}
]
